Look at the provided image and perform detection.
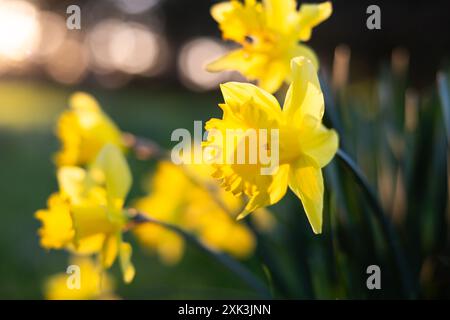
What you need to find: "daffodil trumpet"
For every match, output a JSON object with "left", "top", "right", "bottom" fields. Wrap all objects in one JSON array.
[{"left": 204, "top": 56, "right": 339, "bottom": 234}]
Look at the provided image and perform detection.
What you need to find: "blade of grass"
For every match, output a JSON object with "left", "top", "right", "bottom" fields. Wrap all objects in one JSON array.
[
  {"left": 336, "top": 149, "right": 416, "bottom": 298},
  {"left": 128, "top": 210, "right": 272, "bottom": 299},
  {"left": 437, "top": 72, "right": 450, "bottom": 142}
]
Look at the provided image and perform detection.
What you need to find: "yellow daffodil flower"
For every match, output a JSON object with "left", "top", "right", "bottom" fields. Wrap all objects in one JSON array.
[
  {"left": 204, "top": 57, "right": 338, "bottom": 234},
  {"left": 207, "top": 0, "right": 332, "bottom": 93},
  {"left": 36, "top": 144, "right": 135, "bottom": 283},
  {"left": 55, "top": 92, "right": 125, "bottom": 167},
  {"left": 133, "top": 157, "right": 258, "bottom": 263},
  {"left": 44, "top": 257, "right": 116, "bottom": 300}
]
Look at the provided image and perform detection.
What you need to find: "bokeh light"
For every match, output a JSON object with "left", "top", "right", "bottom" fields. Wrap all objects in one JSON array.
[
  {"left": 0, "top": 0, "right": 41, "bottom": 62},
  {"left": 178, "top": 38, "right": 239, "bottom": 91},
  {"left": 112, "top": 0, "right": 160, "bottom": 15},
  {"left": 34, "top": 12, "right": 66, "bottom": 63},
  {"left": 45, "top": 38, "right": 89, "bottom": 85},
  {"left": 88, "top": 20, "right": 166, "bottom": 77}
]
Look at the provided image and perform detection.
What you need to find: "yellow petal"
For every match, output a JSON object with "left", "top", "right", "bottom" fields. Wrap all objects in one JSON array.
[
  {"left": 133, "top": 208, "right": 186, "bottom": 265},
  {"left": 35, "top": 193, "right": 75, "bottom": 249},
  {"left": 70, "top": 234, "right": 105, "bottom": 255},
  {"left": 101, "top": 234, "right": 119, "bottom": 269},
  {"left": 55, "top": 92, "right": 125, "bottom": 167},
  {"left": 71, "top": 205, "right": 117, "bottom": 241},
  {"left": 238, "top": 164, "right": 290, "bottom": 218},
  {"left": 207, "top": 49, "right": 268, "bottom": 78},
  {"left": 119, "top": 242, "right": 135, "bottom": 283},
  {"left": 301, "top": 125, "right": 338, "bottom": 168},
  {"left": 207, "top": 49, "right": 251, "bottom": 74},
  {"left": 258, "top": 60, "right": 289, "bottom": 94},
  {"left": 211, "top": 0, "right": 263, "bottom": 43},
  {"left": 263, "top": 0, "right": 297, "bottom": 33},
  {"left": 220, "top": 224, "right": 256, "bottom": 258},
  {"left": 298, "top": 1, "right": 333, "bottom": 41},
  {"left": 92, "top": 144, "right": 132, "bottom": 204},
  {"left": 288, "top": 158, "right": 324, "bottom": 234},
  {"left": 70, "top": 92, "right": 101, "bottom": 113},
  {"left": 220, "top": 82, "right": 282, "bottom": 117},
  {"left": 293, "top": 44, "right": 319, "bottom": 70},
  {"left": 54, "top": 111, "right": 82, "bottom": 167},
  {"left": 44, "top": 256, "right": 115, "bottom": 300},
  {"left": 210, "top": 1, "right": 234, "bottom": 23},
  {"left": 283, "top": 57, "right": 324, "bottom": 129},
  {"left": 57, "top": 166, "right": 86, "bottom": 203}
]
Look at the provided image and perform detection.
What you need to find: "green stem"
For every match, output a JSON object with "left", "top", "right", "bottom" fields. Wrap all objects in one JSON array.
[
  {"left": 336, "top": 149, "right": 416, "bottom": 298},
  {"left": 437, "top": 72, "right": 450, "bottom": 143},
  {"left": 128, "top": 210, "right": 272, "bottom": 299}
]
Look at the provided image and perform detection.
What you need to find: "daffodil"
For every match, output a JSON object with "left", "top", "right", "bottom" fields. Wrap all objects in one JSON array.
[
  {"left": 36, "top": 144, "right": 135, "bottom": 283},
  {"left": 133, "top": 157, "right": 257, "bottom": 263},
  {"left": 207, "top": 0, "right": 332, "bottom": 93},
  {"left": 204, "top": 57, "right": 338, "bottom": 234},
  {"left": 44, "top": 257, "right": 116, "bottom": 300},
  {"left": 55, "top": 92, "right": 125, "bottom": 167}
]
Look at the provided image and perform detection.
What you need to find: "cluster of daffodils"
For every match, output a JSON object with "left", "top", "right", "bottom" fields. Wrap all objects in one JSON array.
[
  {"left": 36, "top": 93, "right": 135, "bottom": 299},
  {"left": 36, "top": 0, "right": 337, "bottom": 299},
  {"left": 133, "top": 157, "right": 275, "bottom": 265}
]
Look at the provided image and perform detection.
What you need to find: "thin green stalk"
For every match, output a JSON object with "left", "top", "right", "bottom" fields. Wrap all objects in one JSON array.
[
  {"left": 336, "top": 149, "right": 416, "bottom": 298},
  {"left": 437, "top": 72, "right": 450, "bottom": 143},
  {"left": 128, "top": 210, "right": 272, "bottom": 299}
]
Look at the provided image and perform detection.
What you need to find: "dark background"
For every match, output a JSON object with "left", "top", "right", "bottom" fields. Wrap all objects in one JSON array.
[{"left": 36, "top": 0, "right": 450, "bottom": 88}]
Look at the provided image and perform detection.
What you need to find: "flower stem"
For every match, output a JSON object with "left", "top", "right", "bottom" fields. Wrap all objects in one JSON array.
[
  {"left": 122, "top": 132, "right": 167, "bottom": 160},
  {"left": 128, "top": 209, "right": 272, "bottom": 299},
  {"left": 336, "top": 149, "right": 416, "bottom": 298}
]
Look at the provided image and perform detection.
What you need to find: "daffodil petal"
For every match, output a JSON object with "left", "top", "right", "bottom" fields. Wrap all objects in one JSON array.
[
  {"left": 35, "top": 193, "right": 75, "bottom": 249},
  {"left": 241, "top": 164, "right": 289, "bottom": 215},
  {"left": 283, "top": 57, "right": 324, "bottom": 129},
  {"left": 71, "top": 204, "right": 116, "bottom": 240},
  {"left": 210, "top": 1, "right": 234, "bottom": 23},
  {"left": 207, "top": 49, "right": 250, "bottom": 73},
  {"left": 293, "top": 44, "right": 319, "bottom": 70},
  {"left": 119, "top": 242, "right": 135, "bottom": 283},
  {"left": 92, "top": 144, "right": 132, "bottom": 204},
  {"left": 288, "top": 159, "right": 324, "bottom": 234},
  {"left": 70, "top": 92, "right": 101, "bottom": 113},
  {"left": 263, "top": 0, "right": 297, "bottom": 33},
  {"left": 298, "top": 1, "right": 333, "bottom": 41},
  {"left": 44, "top": 257, "right": 115, "bottom": 300},
  {"left": 258, "top": 60, "right": 289, "bottom": 94},
  {"left": 207, "top": 49, "right": 267, "bottom": 78},
  {"left": 101, "top": 234, "right": 119, "bottom": 268},
  {"left": 57, "top": 166, "right": 86, "bottom": 203},
  {"left": 71, "top": 234, "right": 105, "bottom": 255},
  {"left": 301, "top": 125, "right": 338, "bottom": 168},
  {"left": 211, "top": 0, "right": 262, "bottom": 43},
  {"left": 220, "top": 82, "right": 282, "bottom": 116},
  {"left": 55, "top": 92, "right": 125, "bottom": 167}
]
